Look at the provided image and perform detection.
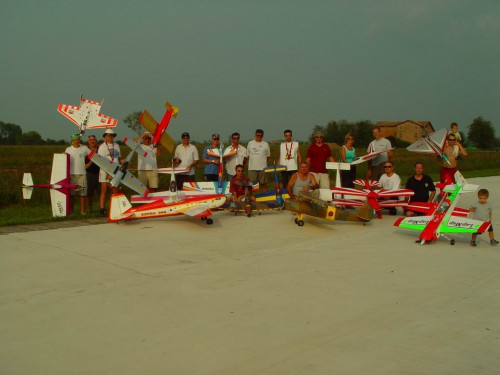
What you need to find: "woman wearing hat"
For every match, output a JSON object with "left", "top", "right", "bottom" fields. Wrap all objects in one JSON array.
[{"left": 98, "top": 128, "right": 121, "bottom": 216}]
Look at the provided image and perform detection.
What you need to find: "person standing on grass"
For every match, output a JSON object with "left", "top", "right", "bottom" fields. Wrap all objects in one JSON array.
[
  {"left": 306, "top": 131, "right": 334, "bottom": 189},
  {"left": 247, "top": 129, "right": 270, "bottom": 192},
  {"left": 279, "top": 129, "right": 301, "bottom": 189},
  {"left": 65, "top": 133, "right": 90, "bottom": 215},
  {"left": 98, "top": 128, "right": 122, "bottom": 216},
  {"left": 366, "top": 126, "right": 393, "bottom": 182},
  {"left": 84, "top": 134, "right": 100, "bottom": 213}
]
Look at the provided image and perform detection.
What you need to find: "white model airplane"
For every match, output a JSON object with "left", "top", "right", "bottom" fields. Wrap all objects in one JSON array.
[
  {"left": 406, "top": 128, "right": 451, "bottom": 165},
  {"left": 22, "top": 154, "right": 80, "bottom": 217},
  {"left": 57, "top": 95, "right": 117, "bottom": 135},
  {"left": 89, "top": 137, "right": 149, "bottom": 196}
]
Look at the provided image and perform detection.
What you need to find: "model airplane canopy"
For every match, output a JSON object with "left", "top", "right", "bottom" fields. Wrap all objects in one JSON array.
[{"left": 57, "top": 95, "right": 117, "bottom": 135}]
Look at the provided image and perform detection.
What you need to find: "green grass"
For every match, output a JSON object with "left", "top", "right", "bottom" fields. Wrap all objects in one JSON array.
[{"left": 1, "top": 145, "right": 499, "bottom": 227}]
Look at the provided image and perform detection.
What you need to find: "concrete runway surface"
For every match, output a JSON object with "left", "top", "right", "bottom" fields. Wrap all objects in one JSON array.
[{"left": 1, "top": 176, "right": 500, "bottom": 374}]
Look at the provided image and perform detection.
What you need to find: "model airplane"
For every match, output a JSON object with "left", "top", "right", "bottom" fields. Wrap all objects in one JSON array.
[
  {"left": 89, "top": 137, "right": 149, "bottom": 196},
  {"left": 285, "top": 192, "right": 373, "bottom": 226},
  {"left": 406, "top": 128, "right": 451, "bottom": 165},
  {"left": 109, "top": 193, "right": 227, "bottom": 224},
  {"left": 139, "top": 102, "right": 178, "bottom": 153},
  {"left": 394, "top": 171, "right": 490, "bottom": 245},
  {"left": 183, "top": 181, "right": 232, "bottom": 195},
  {"left": 22, "top": 154, "right": 80, "bottom": 217},
  {"left": 57, "top": 95, "right": 117, "bottom": 135},
  {"left": 331, "top": 179, "right": 414, "bottom": 219},
  {"left": 206, "top": 142, "right": 236, "bottom": 194},
  {"left": 262, "top": 163, "right": 287, "bottom": 206},
  {"left": 351, "top": 148, "right": 395, "bottom": 165}
]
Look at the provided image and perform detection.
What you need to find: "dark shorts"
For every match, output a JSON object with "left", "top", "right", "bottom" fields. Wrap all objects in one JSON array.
[{"left": 86, "top": 173, "right": 99, "bottom": 197}]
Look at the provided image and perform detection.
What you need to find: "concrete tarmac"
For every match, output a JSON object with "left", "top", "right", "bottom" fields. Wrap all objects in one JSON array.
[{"left": 1, "top": 176, "right": 500, "bottom": 374}]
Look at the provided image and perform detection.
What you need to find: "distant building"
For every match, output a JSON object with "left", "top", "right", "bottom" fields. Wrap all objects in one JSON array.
[{"left": 375, "top": 120, "right": 435, "bottom": 144}]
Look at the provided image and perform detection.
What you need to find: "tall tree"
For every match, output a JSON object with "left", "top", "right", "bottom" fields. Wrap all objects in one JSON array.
[
  {"left": 20, "top": 131, "right": 45, "bottom": 145},
  {"left": 123, "top": 111, "right": 143, "bottom": 136},
  {"left": 0, "top": 121, "right": 23, "bottom": 144},
  {"left": 467, "top": 116, "right": 496, "bottom": 149}
]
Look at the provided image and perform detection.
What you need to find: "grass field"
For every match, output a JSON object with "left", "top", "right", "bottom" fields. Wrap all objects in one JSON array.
[{"left": 1, "top": 144, "right": 499, "bottom": 226}]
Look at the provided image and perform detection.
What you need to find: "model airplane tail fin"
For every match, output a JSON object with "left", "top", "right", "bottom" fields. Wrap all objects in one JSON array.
[
  {"left": 109, "top": 193, "right": 133, "bottom": 222},
  {"left": 453, "top": 171, "right": 479, "bottom": 194},
  {"left": 22, "top": 173, "right": 34, "bottom": 199}
]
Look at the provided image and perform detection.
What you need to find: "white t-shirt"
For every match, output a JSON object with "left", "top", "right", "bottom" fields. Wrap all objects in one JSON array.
[
  {"left": 279, "top": 141, "right": 300, "bottom": 171},
  {"left": 379, "top": 173, "right": 401, "bottom": 190},
  {"left": 225, "top": 144, "right": 247, "bottom": 175},
  {"left": 98, "top": 142, "right": 121, "bottom": 164},
  {"left": 65, "top": 145, "right": 90, "bottom": 175},
  {"left": 138, "top": 144, "right": 158, "bottom": 170},
  {"left": 247, "top": 140, "right": 270, "bottom": 171},
  {"left": 367, "top": 138, "right": 392, "bottom": 166},
  {"left": 174, "top": 143, "right": 199, "bottom": 176}
]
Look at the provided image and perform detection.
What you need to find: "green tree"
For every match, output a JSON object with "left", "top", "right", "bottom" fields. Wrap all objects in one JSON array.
[
  {"left": 123, "top": 111, "right": 143, "bottom": 136},
  {"left": 467, "top": 116, "right": 496, "bottom": 149},
  {"left": 0, "top": 121, "right": 23, "bottom": 144},
  {"left": 20, "top": 131, "right": 45, "bottom": 145}
]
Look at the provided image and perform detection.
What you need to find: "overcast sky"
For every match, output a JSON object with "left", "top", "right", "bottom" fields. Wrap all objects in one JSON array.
[{"left": 1, "top": 0, "right": 499, "bottom": 144}]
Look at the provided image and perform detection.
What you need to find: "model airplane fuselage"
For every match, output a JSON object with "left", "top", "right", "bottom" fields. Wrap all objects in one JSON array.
[
  {"left": 22, "top": 153, "right": 79, "bottom": 217},
  {"left": 57, "top": 95, "right": 117, "bottom": 135}
]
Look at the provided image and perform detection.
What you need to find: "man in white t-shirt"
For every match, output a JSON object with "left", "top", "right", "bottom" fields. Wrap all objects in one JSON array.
[
  {"left": 137, "top": 131, "right": 159, "bottom": 192},
  {"left": 378, "top": 161, "right": 401, "bottom": 215},
  {"left": 366, "top": 126, "right": 393, "bottom": 181},
  {"left": 225, "top": 132, "right": 247, "bottom": 180},
  {"left": 247, "top": 129, "right": 270, "bottom": 192},
  {"left": 174, "top": 132, "right": 199, "bottom": 191},
  {"left": 98, "top": 128, "right": 122, "bottom": 216},
  {"left": 65, "top": 133, "right": 90, "bottom": 214},
  {"left": 279, "top": 129, "right": 301, "bottom": 188}
]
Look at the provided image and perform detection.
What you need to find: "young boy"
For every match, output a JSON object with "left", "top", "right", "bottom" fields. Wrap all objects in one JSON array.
[
  {"left": 448, "top": 122, "right": 462, "bottom": 143},
  {"left": 470, "top": 189, "right": 498, "bottom": 246}
]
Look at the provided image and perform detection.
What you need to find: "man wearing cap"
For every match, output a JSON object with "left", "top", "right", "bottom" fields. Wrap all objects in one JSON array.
[
  {"left": 306, "top": 130, "right": 334, "bottom": 189},
  {"left": 202, "top": 133, "right": 221, "bottom": 182},
  {"left": 84, "top": 134, "right": 100, "bottom": 213},
  {"left": 98, "top": 128, "right": 122, "bottom": 216},
  {"left": 247, "top": 129, "right": 270, "bottom": 192},
  {"left": 174, "top": 132, "right": 199, "bottom": 191},
  {"left": 366, "top": 126, "right": 393, "bottom": 182},
  {"left": 224, "top": 132, "right": 247, "bottom": 180},
  {"left": 65, "top": 134, "right": 91, "bottom": 214},
  {"left": 137, "top": 131, "right": 160, "bottom": 192}
]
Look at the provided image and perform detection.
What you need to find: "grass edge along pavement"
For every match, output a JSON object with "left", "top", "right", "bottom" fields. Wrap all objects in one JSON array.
[{"left": 1, "top": 145, "right": 499, "bottom": 227}]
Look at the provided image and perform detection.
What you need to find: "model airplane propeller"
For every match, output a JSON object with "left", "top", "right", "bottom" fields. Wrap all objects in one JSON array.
[
  {"left": 139, "top": 102, "right": 178, "bottom": 153},
  {"left": 394, "top": 171, "right": 490, "bottom": 245},
  {"left": 57, "top": 95, "right": 117, "bottom": 136},
  {"left": 22, "top": 154, "right": 80, "bottom": 217}
]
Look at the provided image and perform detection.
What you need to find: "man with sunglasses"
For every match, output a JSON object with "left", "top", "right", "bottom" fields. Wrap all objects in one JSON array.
[
  {"left": 225, "top": 132, "right": 247, "bottom": 180},
  {"left": 440, "top": 134, "right": 467, "bottom": 184},
  {"left": 378, "top": 162, "right": 401, "bottom": 215},
  {"left": 306, "top": 130, "right": 334, "bottom": 189}
]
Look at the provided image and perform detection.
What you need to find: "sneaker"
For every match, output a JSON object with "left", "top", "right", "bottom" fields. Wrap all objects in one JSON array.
[
  {"left": 100, "top": 209, "right": 106, "bottom": 217},
  {"left": 491, "top": 239, "right": 499, "bottom": 246},
  {"left": 470, "top": 241, "right": 477, "bottom": 247}
]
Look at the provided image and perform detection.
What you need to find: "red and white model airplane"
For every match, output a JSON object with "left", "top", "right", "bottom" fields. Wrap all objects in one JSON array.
[
  {"left": 57, "top": 95, "right": 117, "bottom": 136},
  {"left": 22, "top": 154, "right": 80, "bottom": 217},
  {"left": 331, "top": 179, "right": 414, "bottom": 218},
  {"left": 407, "top": 128, "right": 452, "bottom": 165},
  {"left": 139, "top": 102, "right": 178, "bottom": 153},
  {"left": 109, "top": 193, "right": 227, "bottom": 224}
]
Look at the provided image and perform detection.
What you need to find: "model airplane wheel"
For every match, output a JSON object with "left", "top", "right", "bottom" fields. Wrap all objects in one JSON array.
[
  {"left": 294, "top": 218, "right": 299, "bottom": 224},
  {"left": 297, "top": 220, "right": 304, "bottom": 226},
  {"left": 201, "top": 217, "right": 207, "bottom": 220},
  {"left": 206, "top": 218, "right": 213, "bottom": 225},
  {"left": 450, "top": 239, "right": 455, "bottom": 245}
]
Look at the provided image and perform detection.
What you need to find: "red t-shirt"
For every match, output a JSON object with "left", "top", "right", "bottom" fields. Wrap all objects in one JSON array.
[
  {"left": 306, "top": 144, "right": 332, "bottom": 173},
  {"left": 230, "top": 176, "right": 251, "bottom": 198}
]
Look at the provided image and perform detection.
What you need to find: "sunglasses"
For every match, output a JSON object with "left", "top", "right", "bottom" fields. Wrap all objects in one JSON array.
[
  {"left": 448, "top": 139, "right": 456, "bottom": 141},
  {"left": 236, "top": 169, "right": 244, "bottom": 172},
  {"left": 384, "top": 165, "right": 393, "bottom": 168}
]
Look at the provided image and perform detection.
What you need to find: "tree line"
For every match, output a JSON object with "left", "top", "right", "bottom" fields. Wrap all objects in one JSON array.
[{"left": 2, "top": 116, "right": 499, "bottom": 149}]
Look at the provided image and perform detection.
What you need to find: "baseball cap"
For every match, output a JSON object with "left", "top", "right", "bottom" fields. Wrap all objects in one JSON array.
[{"left": 212, "top": 133, "right": 220, "bottom": 139}]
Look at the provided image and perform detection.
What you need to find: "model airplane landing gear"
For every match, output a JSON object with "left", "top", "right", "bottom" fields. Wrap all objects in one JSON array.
[
  {"left": 294, "top": 215, "right": 304, "bottom": 226},
  {"left": 206, "top": 218, "right": 213, "bottom": 225}
]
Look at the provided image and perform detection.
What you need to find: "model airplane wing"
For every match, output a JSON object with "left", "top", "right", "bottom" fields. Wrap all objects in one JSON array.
[
  {"left": 182, "top": 181, "right": 231, "bottom": 194},
  {"left": 331, "top": 187, "right": 369, "bottom": 197},
  {"left": 177, "top": 204, "right": 212, "bottom": 218},
  {"left": 394, "top": 216, "right": 432, "bottom": 231},
  {"left": 406, "top": 202, "right": 469, "bottom": 217},
  {"left": 377, "top": 189, "right": 414, "bottom": 198},
  {"left": 440, "top": 217, "right": 491, "bottom": 234},
  {"left": 50, "top": 153, "right": 71, "bottom": 185},
  {"left": 331, "top": 198, "right": 365, "bottom": 207},
  {"left": 57, "top": 97, "right": 117, "bottom": 130},
  {"left": 50, "top": 189, "right": 69, "bottom": 217},
  {"left": 155, "top": 167, "right": 191, "bottom": 174},
  {"left": 262, "top": 165, "right": 287, "bottom": 173},
  {"left": 139, "top": 109, "right": 176, "bottom": 153},
  {"left": 207, "top": 147, "right": 238, "bottom": 158},
  {"left": 351, "top": 148, "right": 394, "bottom": 165},
  {"left": 377, "top": 200, "right": 409, "bottom": 208},
  {"left": 407, "top": 128, "right": 448, "bottom": 154}
]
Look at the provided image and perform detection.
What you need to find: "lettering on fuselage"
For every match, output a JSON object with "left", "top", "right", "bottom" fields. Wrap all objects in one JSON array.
[
  {"left": 406, "top": 218, "right": 428, "bottom": 225},
  {"left": 447, "top": 220, "right": 476, "bottom": 229}
]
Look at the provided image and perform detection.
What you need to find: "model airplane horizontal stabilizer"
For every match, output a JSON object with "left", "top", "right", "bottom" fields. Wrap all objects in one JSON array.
[
  {"left": 206, "top": 147, "right": 237, "bottom": 159},
  {"left": 262, "top": 165, "right": 287, "bottom": 173},
  {"left": 155, "top": 167, "right": 191, "bottom": 174}
]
